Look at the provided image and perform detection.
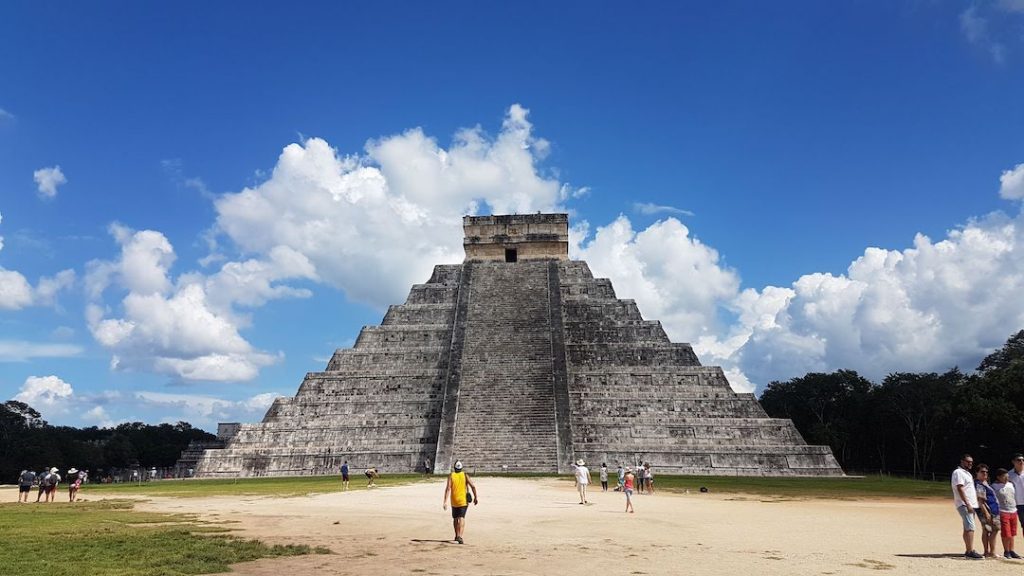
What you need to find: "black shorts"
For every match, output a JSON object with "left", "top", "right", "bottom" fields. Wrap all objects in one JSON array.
[
  {"left": 342, "top": 474, "right": 349, "bottom": 481},
  {"left": 19, "top": 485, "right": 30, "bottom": 493},
  {"left": 451, "top": 505, "right": 468, "bottom": 519}
]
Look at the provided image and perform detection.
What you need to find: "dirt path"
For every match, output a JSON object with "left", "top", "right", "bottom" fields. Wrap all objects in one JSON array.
[{"left": 119, "top": 477, "right": 1022, "bottom": 575}]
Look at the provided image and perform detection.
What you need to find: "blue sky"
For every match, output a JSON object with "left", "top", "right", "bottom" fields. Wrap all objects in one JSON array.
[{"left": 2, "top": 2, "right": 1023, "bottom": 430}]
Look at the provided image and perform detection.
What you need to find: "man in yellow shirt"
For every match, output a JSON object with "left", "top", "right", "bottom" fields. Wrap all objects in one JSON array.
[{"left": 442, "top": 460, "right": 478, "bottom": 544}]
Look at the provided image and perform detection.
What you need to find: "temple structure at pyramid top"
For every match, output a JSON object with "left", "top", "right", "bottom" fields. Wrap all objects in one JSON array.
[
  {"left": 195, "top": 213, "right": 842, "bottom": 477},
  {"left": 463, "top": 213, "right": 569, "bottom": 262}
]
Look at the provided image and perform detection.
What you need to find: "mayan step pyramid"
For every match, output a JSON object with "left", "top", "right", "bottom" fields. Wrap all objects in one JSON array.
[{"left": 195, "top": 214, "right": 842, "bottom": 477}]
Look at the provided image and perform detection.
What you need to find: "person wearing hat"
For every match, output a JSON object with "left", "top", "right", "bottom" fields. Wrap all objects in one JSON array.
[
  {"left": 67, "top": 468, "right": 82, "bottom": 502},
  {"left": 38, "top": 467, "right": 60, "bottom": 503},
  {"left": 573, "top": 459, "right": 591, "bottom": 504},
  {"left": 442, "top": 460, "right": 478, "bottom": 544},
  {"left": 1009, "top": 454, "right": 1024, "bottom": 545}
]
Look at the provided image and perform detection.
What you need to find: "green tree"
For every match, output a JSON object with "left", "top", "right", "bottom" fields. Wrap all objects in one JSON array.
[
  {"left": 877, "top": 370, "right": 961, "bottom": 477},
  {"left": 977, "top": 330, "right": 1024, "bottom": 374},
  {"left": 759, "top": 370, "right": 874, "bottom": 467}
]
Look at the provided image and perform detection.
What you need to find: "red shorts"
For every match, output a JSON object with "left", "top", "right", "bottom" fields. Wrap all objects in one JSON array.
[{"left": 1001, "top": 512, "right": 1018, "bottom": 536}]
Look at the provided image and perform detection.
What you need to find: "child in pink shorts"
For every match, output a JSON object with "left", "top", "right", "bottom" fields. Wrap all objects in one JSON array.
[{"left": 992, "top": 468, "right": 1021, "bottom": 559}]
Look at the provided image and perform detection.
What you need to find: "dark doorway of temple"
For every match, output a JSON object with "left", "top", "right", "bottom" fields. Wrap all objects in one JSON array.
[{"left": 505, "top": 248, "right": 518, "bottom": 262}]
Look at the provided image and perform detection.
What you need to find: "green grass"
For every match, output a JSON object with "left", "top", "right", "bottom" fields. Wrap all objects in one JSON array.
[
  {"left": 83, "top": 470, "right": 945, "bottom": 500},
  {"left": 84, "top": 473, "right": 430, "bottom": 498},
  {"left": 585, "top": 474, "right": 949, "bottom": 499},
  {"left": 0, "top": 499, "right": 328, "bottom": 576}
]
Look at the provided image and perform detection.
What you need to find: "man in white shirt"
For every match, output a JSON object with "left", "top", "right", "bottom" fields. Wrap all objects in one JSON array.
[
  {"left": 574, "top": 459, "right": 591, "bottom": 505},
  {"left": 953, "top": 454, "right": 983, "bottom": 559},
  {"left": 1008, "top": 454, "right": 1024, "bottom": 546}
]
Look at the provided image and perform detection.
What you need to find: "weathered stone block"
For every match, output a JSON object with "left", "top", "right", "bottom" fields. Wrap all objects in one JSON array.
[{"left": 195, "top": 214, "right": 842, "bottom": 478}]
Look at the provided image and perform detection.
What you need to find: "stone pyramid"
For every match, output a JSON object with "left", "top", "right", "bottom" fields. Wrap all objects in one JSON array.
[{"left": 196, "top": 214, "right": 842, "bottom": 477}]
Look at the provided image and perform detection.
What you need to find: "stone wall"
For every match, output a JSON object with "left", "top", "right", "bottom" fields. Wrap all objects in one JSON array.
[
  {"left": 556, "top": 261, "right": 842, "bottom": 476},
  {"left": 463, "top": 213, "right": 569, "bottom": 261},
  {"left": 194, "top": 265, "right": 462, "bottom": 477},
  {"left": 195, "top": 216, "right": 842, "bottom": 478}
]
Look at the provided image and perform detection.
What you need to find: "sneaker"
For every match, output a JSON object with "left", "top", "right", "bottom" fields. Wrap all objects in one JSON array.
[
  {"left": 455, "top": 536, "right": 464, "bottom": 544},
  {"left": 965, "top": 551, "right": 983, "bottom": 559},
  {"left": 1007, "top": 551, "right": 1022, "bottom": 559}
]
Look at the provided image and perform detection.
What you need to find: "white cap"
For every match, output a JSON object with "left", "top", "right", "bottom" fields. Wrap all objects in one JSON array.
[{"left": 454, "top": 460, "right": 463, "bottom": 471}]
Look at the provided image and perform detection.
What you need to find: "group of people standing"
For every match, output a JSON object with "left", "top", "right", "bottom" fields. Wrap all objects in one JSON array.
[
  {"left": 953, "top": 453, "right": 1024, "bottom": 559},
  {"left": 573, "top": 460, "right": 654, "bottom": 513},
  {"left": 16, "top": 467, "right": 86, "bottom": 503}
]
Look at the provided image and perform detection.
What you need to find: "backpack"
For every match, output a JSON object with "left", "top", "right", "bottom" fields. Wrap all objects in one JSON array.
[{"left": 42, "top": 473, "right": 56, "bottom": 487}]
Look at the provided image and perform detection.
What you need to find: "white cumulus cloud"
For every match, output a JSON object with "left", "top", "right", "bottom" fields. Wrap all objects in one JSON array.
[
  {"left": 1001, "top": 163, "right": 1024, "bottom": 200},
  {"left": 727, "top": 209, "right": 1024, "bottom": 385},
  {"left": 85, "top": 224, "right": 312, "bottom": 382},
  {"left": 577, "top": 163, "right": 1024, "bottom": 392},
  {"left": 82, "top": 405, "right": 116, "bottom": 428},
  {"left": 576, "top": 215, "right": 740, "bottom": 343},
  {"left": 214, "top": 104, "right": 573, "bottom": 309},
  {"left": 33, "top": 166, "right": 67, "bottom": 199},
  {"left": 14, "top": 375, "right": 74, "bottom": 407},
  {"left": 0, "top": 211, "right": 75, "bottom": 310}
]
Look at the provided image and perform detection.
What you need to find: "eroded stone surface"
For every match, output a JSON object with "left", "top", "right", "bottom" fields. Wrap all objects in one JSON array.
[{"left": 195, "top": 214, "right": 842, "bottom": 477}]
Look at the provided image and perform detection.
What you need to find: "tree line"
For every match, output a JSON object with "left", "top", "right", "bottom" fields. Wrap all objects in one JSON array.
[
  {"left": 759, "top": 330, "right": 1024, "bottom": 478},
  {"left": 0, "top": 402, "right": 215, "bottom": 482}
]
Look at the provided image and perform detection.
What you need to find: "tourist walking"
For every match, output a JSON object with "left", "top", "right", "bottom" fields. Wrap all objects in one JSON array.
[
  {"left": 599, "top": 463, "right": 609, "bottom": 492},
  {"left": 17, "top": 469, "right": 35, "bottom": 503},
  {"left": 974, "top": 464, "right": 1000, "bottom": 557},
  {"left": 616, "top": 464, "right": 625, "bottom": 492},
  {"left": 953, "top": 454, "right": 983, "bottom": 559},
  {"left": 993, "top": 468, "right": 1022, "bottom": 559},
  {"left": 67, "top": 468, "right": 82, "bottom": 502},
  {"left": 635, "top": 460, "right": 645, "bottom": 494},
  {"left": 574, "top": 459, "right": 591, "bottom": 504},
  {"left": 340, "top": 461, "right": 350, "bottom": 491},
  {"left": 442, "top": 460, "right": 478, "bottom": 544},
  {"left": 644, "top": 463, "right": 655, "bottom": 494},
  {"left": 623, "top": 467, "right": 635, "bottom": 513}
]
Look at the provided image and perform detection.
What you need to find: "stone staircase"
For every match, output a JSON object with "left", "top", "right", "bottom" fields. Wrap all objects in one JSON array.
[
  {"left": 194, "top": 245, "right": 842, "bottom": 477},
  {"left": 557, "top": 261, "right": 842, "bottom": 476},
  {"left": 194, "top": 265, "right": 462, "bottom": 477},
  {"left": 449, "top": 261, "right": 559, "bottom": 472}
]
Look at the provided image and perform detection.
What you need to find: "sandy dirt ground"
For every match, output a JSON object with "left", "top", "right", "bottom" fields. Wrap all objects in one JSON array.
[
  {"left": 126, "top": 478, "right": 1024, "bottom": 575},
  {"left": 8, "top": 478, "right": 1024, "bottom": 575}
]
